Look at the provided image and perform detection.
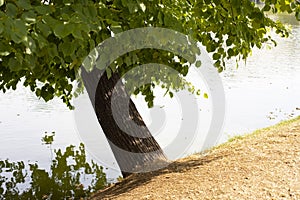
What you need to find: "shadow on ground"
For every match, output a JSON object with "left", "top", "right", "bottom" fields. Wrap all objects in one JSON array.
[{"left": 92, "top": 153, "right": 228, "bottom": 199}]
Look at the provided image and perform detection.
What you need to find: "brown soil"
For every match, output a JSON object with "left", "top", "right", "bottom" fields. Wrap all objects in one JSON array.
[{"left": 91, "top": 117, "right": 300, "bottom": 200}]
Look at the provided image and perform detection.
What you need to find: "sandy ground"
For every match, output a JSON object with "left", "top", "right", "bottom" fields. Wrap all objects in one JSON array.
[{"left": 91, "top": 117, "right": 300, "bottom": 200}]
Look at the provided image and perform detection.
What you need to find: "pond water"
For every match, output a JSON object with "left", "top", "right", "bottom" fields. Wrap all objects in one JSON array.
[{"left": 0, "top": 14, "right": 299, "bottom": 182}]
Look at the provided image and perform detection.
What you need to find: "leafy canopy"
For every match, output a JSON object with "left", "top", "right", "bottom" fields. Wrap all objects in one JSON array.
[{"left": 0, "top": 0, "right": 299, "bottom": 108}]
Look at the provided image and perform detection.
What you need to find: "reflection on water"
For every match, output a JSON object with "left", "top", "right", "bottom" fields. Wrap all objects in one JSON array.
[
  {"left": 0, "top": 13, "right": 299, "bottom": 184},
  {"left": 0, "top": 134, "right": 106, "bottom": 199}
]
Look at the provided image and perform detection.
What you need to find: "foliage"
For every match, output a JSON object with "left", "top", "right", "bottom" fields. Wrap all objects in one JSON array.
[
  {"left": 0, "top": 0, "right": 299, "bottom": 108},
  {"left": 41, "top": 131, "right": 55, "bottom": 145},
  {"left": 0, "top": 142, "right": 107, "bottom": 199}
]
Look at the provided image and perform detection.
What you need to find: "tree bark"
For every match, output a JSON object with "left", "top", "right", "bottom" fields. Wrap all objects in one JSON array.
[{"left": 81, "top": 67, "right": 168, "bottom": 177}]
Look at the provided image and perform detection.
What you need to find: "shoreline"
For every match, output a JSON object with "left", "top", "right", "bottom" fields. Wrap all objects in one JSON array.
[{"left": 91, "top": 116, "right": 300, "bottom": 199}]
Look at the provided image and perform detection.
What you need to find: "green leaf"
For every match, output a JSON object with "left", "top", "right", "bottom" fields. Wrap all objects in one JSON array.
[
  {"left": 0, "top": 41, "right": 11, "bottom": 56},
  {"left": 32, "top": 33, "right": 48, "bottom": 49},
  {"left": 21, "top": 10, "right": 37, "bottom": 24},
  {"left": 212, "top": 53, "right": 221, "bottom": 60},
  {"left": 35, "top": 5, "right": 52, "bottom": 15},
  {"left": 43, "top": 15, "right": 59, "bottom": 27},
  {"left": 10, "top": 20, "right": 27, "bottom": 43},
  {"left": 206, "top": 43, "right": 217, "bottom": 52},
  {"left": 227, "top": 48, "right": 234, "bottom": 57},
  {"left": 54, "top": 23, "right": 74, "bottom": 38},
  {"left": 226, "top": 37, "right": 233, "bottom": 46},
  {"left": 59, "top": 40, "right": 76, "bottom": 57},
  {"left": 24, "top": 54, "right": 37, "bottom": 69},
  {"left": 8, "top": 57, "right": 22, "bottom": 71},
  {"left": 133, "top": 88, "right": 139, "bottom": 95},
  {"left": 48, "top": 43, "right": 59, "bottom": 58},
  {"left": 16, "top": 0, "right": 32, "bottom": 10},
  {"left": 6, "top": 3, "right": 18, "bottom": 18},
  {"left": 195, "top": 60, "right": 202, "bottom": 68},
  {"left": 37, "top": 21, "right": 52, "bottom": 37},
  {"left": 147, "top": 101, "right": 154, "bottom": 108},
  {"left": 72, "top": 29, "right": 83, "bottom": 39},
  {"left": 41, "top": 84, "right": 55, "bottom": 101},
  {"left": 203, "top": 93, "right": 208, "bottom": 99},
  {"left": 41, "top": 132, "right": 55, "bottom": 145}
]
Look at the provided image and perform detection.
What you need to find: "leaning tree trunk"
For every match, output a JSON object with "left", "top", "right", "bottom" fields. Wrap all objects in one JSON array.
[{"left": 81, "top": 67, "right": 168, "bottom": 177}]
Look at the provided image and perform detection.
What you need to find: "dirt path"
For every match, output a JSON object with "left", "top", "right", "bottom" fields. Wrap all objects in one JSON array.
[{"left": 91, "top": 117, "right": 300, "bottom": 200}]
